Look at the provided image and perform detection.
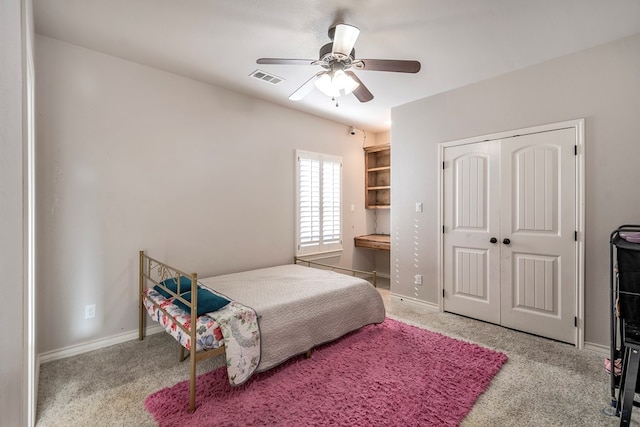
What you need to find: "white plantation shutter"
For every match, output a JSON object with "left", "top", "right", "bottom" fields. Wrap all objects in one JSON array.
[
  {"left": 299, "top": 156, "right": 320, "bottom": 247},
  {"left": 322, "top": 161, "right": 341, "bottom": 243},
  {"left": 296, "top": 150, "right": 342, "bottom": 255}
]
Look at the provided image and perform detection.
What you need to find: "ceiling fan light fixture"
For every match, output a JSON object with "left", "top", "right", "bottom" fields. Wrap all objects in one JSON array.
[
  {"left": 314, "top": 70, "right": 360, "bottom": 98},
  {"left": 333, "top": 70, "right": 360, "bottom": 94},
  {"left": 314, "top": 73, "right": 339, "bottom": 97},
  {"left": 257, "top": 22, "right": 419, "bottom": 104}
]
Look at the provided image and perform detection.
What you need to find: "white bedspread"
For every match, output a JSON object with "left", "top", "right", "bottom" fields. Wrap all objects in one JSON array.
[{"left": 199, "top": 264, "right": 386, "bottom": 372}]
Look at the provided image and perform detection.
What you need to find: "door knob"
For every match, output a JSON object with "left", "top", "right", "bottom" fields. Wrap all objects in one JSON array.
[
  {"left": 490, "top": 237, "right": 498, "bottom": 244},
  {"left": 503, "top": 238, "right": 511, "bottom": 245}
]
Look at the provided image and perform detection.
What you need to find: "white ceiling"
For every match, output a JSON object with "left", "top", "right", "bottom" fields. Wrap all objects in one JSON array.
[{"left": 33, "top": 0, "right": 640, "bottom": 133}]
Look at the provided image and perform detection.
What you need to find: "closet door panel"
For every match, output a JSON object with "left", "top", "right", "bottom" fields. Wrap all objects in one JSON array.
[
  {"left": 500, "top": 128, "right": 576, "bottom": 343},
  {"left": 443, "top": 142, "right": 501, "bottom": 324}
]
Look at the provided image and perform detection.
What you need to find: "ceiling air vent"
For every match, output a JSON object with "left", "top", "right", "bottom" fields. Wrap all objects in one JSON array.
[{"left": 250, "top": 69, "right": 284, "bottom": 85}]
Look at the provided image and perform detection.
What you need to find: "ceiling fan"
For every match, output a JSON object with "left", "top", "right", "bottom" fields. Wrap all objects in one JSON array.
[{"left": 256, "top": 23, "right": 421, "bottom": 105}]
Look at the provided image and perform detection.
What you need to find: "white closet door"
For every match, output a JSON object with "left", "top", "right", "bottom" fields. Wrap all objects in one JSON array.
[
  {"left": 442, "top": 127, "right": 578, "bottom": 344},
  {"left": 499, "top": 128, "right": 576, "bottom": 343},
  {"left": 443, "top": 141, "right": 501, "bottom": 324}
]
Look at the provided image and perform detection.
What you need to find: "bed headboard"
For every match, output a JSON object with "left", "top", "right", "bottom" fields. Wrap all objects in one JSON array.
[{"left": 294, "top": 256, "right": 377, "bottom": 287}]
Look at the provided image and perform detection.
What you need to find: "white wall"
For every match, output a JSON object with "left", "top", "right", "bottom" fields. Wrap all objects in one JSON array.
[
  {"left": 35, "top": 35, "right": 375, "bottom": 354},
  {"left": 391, "top": 32, "right": 640, "bottom": 346}
]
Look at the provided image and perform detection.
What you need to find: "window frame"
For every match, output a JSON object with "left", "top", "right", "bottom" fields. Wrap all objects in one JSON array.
[{"left": 295, "top": 149, "right": 343, "bottom": 256}]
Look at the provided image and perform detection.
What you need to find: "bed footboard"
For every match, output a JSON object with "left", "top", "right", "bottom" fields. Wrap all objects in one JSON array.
[
  {"left": 138, "top": 250, "right": 225, "bottom": 413},
  {"left": 139, "top": 251, "right": 199, "bottom": 342}
]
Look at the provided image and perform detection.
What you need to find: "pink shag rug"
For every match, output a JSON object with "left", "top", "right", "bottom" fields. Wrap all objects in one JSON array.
[{"left": 145, "top": 318, "right": 507, "bottom": 427}]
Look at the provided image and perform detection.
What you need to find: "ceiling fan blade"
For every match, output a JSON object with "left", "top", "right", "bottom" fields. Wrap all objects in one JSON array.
[
  {"left": 332, "top": 24, "right": 360, "bottom": 57},
  {"left": 355, "top": 59, "right": 421, "bottom": 73},
  {"left": 289, "top": 72, "right": 324, "bottom": 101},
  {"left": 257, "top": 58, "right": 316, "bottom": 66},
  {"left": 345, "top": 71, "right": 373, "bottom": 103}
]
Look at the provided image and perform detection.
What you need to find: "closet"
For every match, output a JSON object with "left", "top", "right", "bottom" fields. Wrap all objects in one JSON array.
[{"left": 440, "top": 121, "right": 583, "bottom": 345}]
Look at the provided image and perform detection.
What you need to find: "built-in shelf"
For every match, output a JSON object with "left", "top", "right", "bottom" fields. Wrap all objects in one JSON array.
[
  {"left": 364, "top": 144, "right": 390, "bottom": 209},
  {"left": 368, "top": 166, "right": 390, "bottom": 172}
]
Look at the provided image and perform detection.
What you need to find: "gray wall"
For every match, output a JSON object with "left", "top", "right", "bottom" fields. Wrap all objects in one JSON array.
[
  {"left": 391, "top": 32, "right": 640, "bottom": 347},
  {"left": 35, "top": 35, "right": 376, "bottom": 354}
]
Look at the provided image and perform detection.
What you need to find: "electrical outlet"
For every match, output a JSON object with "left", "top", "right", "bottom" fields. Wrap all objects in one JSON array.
[
  {"left": 85, "top": 304, "right": 96, "bottom": 319},
  {"left": 415, "top": 202, "right": 423, "bottom": 213},
  {"left": 414, "top": 274, "right": 422, "bottom": 285}
]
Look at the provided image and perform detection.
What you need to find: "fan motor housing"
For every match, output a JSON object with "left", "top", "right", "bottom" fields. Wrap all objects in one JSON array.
[{"left": 319, "top": 43, "right": 355, "bottom": 65}]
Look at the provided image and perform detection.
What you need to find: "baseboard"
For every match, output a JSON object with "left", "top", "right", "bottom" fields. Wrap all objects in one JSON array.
[
  {"left": 584, "top": 341, "right": 610, "bottom": 357},
  {"left": 38, "top": 324, "right": 164, "bottom": 364},
  {"left": 390, "top": 293, "right": 439, "bottom": 312}
]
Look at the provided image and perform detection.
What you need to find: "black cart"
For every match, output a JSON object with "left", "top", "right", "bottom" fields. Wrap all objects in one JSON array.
[{"left": 610, "top": 225, "right": 640, "bottom": 425}]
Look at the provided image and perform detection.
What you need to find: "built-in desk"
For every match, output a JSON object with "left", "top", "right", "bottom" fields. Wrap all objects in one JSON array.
[{"left": 354, "top": 234, "right": 391, "bottom": 251}]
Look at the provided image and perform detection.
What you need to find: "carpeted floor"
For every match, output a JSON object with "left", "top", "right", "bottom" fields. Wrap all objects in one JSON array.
[{"left": 36, "top": 280, "right": 636, "bottom": 426}]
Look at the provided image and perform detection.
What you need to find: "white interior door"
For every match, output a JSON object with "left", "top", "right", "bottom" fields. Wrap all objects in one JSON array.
[
  {"left": 499, "top": 129, "right": 576, "bottom": 343},
  {"left": 443, "top": 141, "right": 501, "bottom": 324},
  {"left": 442, "top": 127, "right": 578, "bottom": 344}
]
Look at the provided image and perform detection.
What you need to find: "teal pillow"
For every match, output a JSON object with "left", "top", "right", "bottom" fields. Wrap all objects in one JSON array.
[
  {"left": 153, "top": 276, "right": 193, "bottom": 298},
  {"left": 175, "top": 288, "right": 231, "bottom": 316}
]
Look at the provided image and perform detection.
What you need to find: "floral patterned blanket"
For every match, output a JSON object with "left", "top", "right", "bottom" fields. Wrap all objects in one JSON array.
[
  {"left": 143, "top": 288, "right": 261, "bottom": 385},
  {"left": 207, "top": 301, "right": 261, "bottom": 385}
]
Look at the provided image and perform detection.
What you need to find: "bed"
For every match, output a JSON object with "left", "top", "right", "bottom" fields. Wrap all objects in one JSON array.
[{"left": 138, "top": 251, "right": 386, "bottom": 412}]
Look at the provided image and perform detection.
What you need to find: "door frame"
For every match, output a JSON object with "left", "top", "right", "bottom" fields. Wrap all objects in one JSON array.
[{"left": 437, "top": 119, "right": 585, "bottom": 348}]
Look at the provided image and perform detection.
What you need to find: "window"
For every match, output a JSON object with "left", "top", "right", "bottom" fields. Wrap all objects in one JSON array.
[{"left": 295, "top": 150, "right": 343, "bottom": 256}]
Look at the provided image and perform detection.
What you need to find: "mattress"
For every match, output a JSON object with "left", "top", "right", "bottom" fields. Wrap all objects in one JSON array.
[{"left": 199, "top": 263, "right": 386, "bottom": 372}]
